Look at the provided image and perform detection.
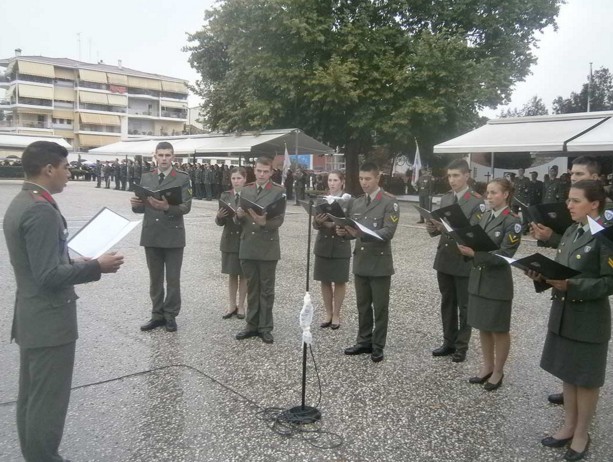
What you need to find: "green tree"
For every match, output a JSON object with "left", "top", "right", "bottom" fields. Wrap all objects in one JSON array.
[
  {"left": 553, "top": 67, "right": 613, "bottom": 114},
  {"left": 499, "top": 96, "right": 549, "bottom": 118},
  {"left": 185, "top": 0, "right": 562, "bottom": 192}
]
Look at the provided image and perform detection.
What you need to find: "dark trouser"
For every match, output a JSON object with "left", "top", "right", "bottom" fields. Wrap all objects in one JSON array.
[
  {"left": 145, "top": 247, "right": 184, "bottom": 321},
  {"left": 241, "top": 259, "right": 278, "bottom": 333},
  {"left": 128, "top": 178, "right": 135, "bottom": 191},
  {"left": 436, "top": 271, "right": 471, "bottom": 353},
  {"left": 203, "top": 183, "right": 212, "bottom": 200},
  {"left": 105, "top": 176, "right": 111, "bottom": 188},
  {"left": 121, "top": 178, "right": 127, "bottom": 190},
  {"left": 354, "top": 274, "right": 391, "bottom": 350},
  {"left": 96, "top": 176, "right": 101, "bottom": 187},
  {"left": 194, "top": 183, "right": 202, "bottom": 199},
  {"left": 418, "top": 194, "right": 432, "bottom": 211},
  {"left": 114, "top": 176, "right": 120, "bottom": 189},
  {"left": 18, "top": 341, "right": 75, "bottom": 462}
]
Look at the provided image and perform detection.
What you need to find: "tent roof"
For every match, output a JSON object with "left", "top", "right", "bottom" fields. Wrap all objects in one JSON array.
[
  {"left": 434, "top": 111, "right": 613, "bottom": 154},
  {"left": 88, "top": 129, "right": 333, "bottom": 157},
  {"left": 0, "top": 133, "right": 72, "bottom": 152}
]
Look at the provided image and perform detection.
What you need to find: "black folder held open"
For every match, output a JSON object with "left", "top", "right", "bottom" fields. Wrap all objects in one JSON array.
[
  {"left": 239, "top": 195, "right": 286, "bottom": 219},
  {"left": 133, "top": 184, "right": 183, "bottom": 206}
]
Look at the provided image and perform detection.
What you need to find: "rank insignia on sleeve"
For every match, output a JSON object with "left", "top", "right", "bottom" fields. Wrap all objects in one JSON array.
[
  {"left": 608, "top": 257, "right": 613, "bottom": 268},
  {"left": 605, "top": 210, "right": 613, "bottom": 221},
  {"left": 479, "top": 204, "right": 486, "bottom": 213},
  {"left": 514, "top": 223, "right": 522, "bottom": 234},
  {"left": 390, "top": 214, "right": 399, "bottom": 223},
  {"left": 509, "top": 234, "right": 519, "bottom": 244}
]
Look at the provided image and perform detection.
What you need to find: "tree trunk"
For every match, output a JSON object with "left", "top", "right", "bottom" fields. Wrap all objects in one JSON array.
[{"left": 344, "top": 148, "right": 361, "bottom": 196}]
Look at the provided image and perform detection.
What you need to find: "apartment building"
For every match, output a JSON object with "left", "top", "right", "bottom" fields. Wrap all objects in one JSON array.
[{"left": 0, "top": 50, "right": 189, "bottom": 151}]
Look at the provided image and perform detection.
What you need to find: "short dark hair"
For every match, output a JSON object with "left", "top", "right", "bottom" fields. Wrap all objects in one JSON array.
[
  {"left": 22, "top": 141, "right": 68, "bottom": 177},
  {"left": 572, "top": 156, "right": 601, "bottom": 176},
  {"left": 155, "top": 141, "right": 174, "bottom": 154},
  {"left": 230, "top": 166, "right": 247, "bottom": 178},
  {"left": 360, "top": 162, "right": 379, "bottom": 174},
  {"left": 446, "top": 159, "right": 470, "bottom": 173},
  {"left": 255, "top": 156, "right": 273, "bottom": 168},
  {"left": 571, "top": 180, "right": 606, "bottom": 214}
]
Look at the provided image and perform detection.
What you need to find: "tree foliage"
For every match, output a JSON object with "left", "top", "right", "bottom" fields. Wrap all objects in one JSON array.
[
  {"left": 185, "top": 0, "right": 562, "bottom": 191},
  {"left": 552, "top": 67, "right": 613, "bottom": 114},
  {"left": 498, "top": 96, "right": 549, "bottom": 118}
]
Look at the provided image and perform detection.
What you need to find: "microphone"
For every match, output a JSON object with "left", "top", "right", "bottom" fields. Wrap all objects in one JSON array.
[{"left": 323, "top": 193, "right": 351, "bottom": 204}]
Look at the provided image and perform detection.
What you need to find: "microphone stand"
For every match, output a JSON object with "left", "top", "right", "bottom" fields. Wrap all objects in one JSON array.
[{"left": 286, "top": 198, "right": 321, "bottom": 424}]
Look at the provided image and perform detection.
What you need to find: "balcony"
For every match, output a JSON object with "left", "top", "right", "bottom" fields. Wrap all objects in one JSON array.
[
  {"left": 128, "top": 87, "right": 160, "bottom": 98},
  {"left": 161, "top": 110, "right": 187, "bottom": 120},
  {"left": 161, "top": 91, "right": 188, "bottom": 101},
  {"left": 79, "top": 103, "right": 127, "bottom": 113},
  {"left": 16, "top": 74, "right": 54, "bottom": 85},
  {"left": 0, "top": 120, "right": 53, "bottom": 130}
]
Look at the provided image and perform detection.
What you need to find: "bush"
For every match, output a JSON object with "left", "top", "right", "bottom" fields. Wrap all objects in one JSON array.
[{"left": 0, "top": 166, "right": 24, "bottom": 178}]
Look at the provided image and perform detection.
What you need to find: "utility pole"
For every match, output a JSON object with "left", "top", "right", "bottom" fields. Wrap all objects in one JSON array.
[{"left": 587, "top": 62, "right": 593, "bottom": 112}]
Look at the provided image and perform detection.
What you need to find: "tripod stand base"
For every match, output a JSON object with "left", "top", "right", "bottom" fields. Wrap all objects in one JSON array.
[{"left": 286, "top": 405, "right": 322, "bottom": 424}]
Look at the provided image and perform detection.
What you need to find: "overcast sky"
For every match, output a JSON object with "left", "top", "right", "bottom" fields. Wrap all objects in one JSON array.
[{"left": 1, "top": 0, "right": 611, "bottom": 117}]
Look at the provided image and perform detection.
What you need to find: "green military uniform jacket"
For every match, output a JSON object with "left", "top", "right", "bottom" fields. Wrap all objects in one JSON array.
[
  {"left": 528, "top": 179, "right": 543, "bottom": 205},
  {"left": 548, "top": 222, "right": 613, "bottom": 344},
  {"left": 542, "top": 177, "right": 563, "bottom": 204},
  {"left": 4, "top": 183, "right": 102, "bottom": 348},
  {"left": 348, "top": 189, "right": 399, "bottom": 277},
  {"left": 514, "top": 176, "right": 531, "bottom": 205},
  {"left": 216, "top": 189, "right": 242, "bottom": 253},
  {"left": 417, "top": 174, "right": 433, "bottom": 196},
  {"left": 313, "top": 196, "right": 352, "bottom": 259},
  {"left": 238, "top": 181, "right": 286, "bottom": 261},
  {"left": 431, "top": 189, "right": 484, "bottom": 277},
  {"left": 132, "top": 167, "right": 192, "bottom": 248},
  {"left": 468, "top": 208, "right": 522, "bottom": 301}
]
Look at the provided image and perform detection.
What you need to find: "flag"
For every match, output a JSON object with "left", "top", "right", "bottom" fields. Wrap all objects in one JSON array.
[
  {"left": 282, "top": 144, "right": 291, "bottom": 183},
  {"left": 411, "top": 139, "right": 422, "bottom": 188}
]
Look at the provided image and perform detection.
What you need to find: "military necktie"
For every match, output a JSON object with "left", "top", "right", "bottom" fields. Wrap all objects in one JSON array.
[
  {"left": 159, "top": 173, "right": 165, "bottom": 185},
  {"left": 366, "top": 195, "right": 371, "bottom": 206},
  {"left": 453, "top": 194, "right": 458, "bottom": 204},
  {"left": 574, "top": 227, "right": 585, "bottom": 242},
  {"left": 257, "top": 185, "right": 262, "bottom": 196}
]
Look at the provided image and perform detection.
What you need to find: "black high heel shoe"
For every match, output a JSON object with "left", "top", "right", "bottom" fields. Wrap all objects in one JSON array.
[
  {"left": 541, "top": 435, "right": 573, "bottom": 448},
  {"left": 468, "top": 372, "right": 493, "bottom": 384},
  {"left": 320, "top": 321, "right": 332, "bottom": 328},
  {"left": 222, "top": 307, "right": 238, "bottom": 319},
  {"left": 483, "top": 373, "right": 504, "bottom": 391}
]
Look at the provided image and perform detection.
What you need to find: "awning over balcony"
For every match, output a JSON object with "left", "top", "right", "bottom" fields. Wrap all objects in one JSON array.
[
  {"left": 79, "top": 134, "right": 121, "bottom": 147},
  {"left": 18, "top": 84, "right": 54, "bottom": 100},
  {"left": 434, "top": 111, "right": 613, "bottom": 154},
  {"left": 79, "top": 113, "right": 120, "bottom": 126},
  {"left": 161, "top": 80, "right": 187, "bottom": 94},
  {"left": 108, "top": 94, "right": 128, "bottom": 106},
  {"left": 127, "top": 76, "right": 162, "bottom": 91},
  {"left": 160, "top": 100, "right": 187, "bottom": 109},
  {"left": 88, "top": 129, "right": 334, "bottom": 157},
  {"left": 79, "top": 91, "right": 108, "bottom": 105},
  {"left": 18, "top": 60, "right": 55, "bottom": 78},
  {"left": 79, "top": 69, "right": 108, "bottom": 84},
  {"left": 54, "top": 87, "right": 75, "bottom": 102},
  {"left": 107, "top": 73, "right": 128, "bottom": 85}
]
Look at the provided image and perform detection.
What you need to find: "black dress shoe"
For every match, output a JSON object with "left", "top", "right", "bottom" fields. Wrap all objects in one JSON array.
[
  {"left": 548, "top": 392, "right": 564, "bottom": 405},
  {"left": 468, "top": 372, "right": 493, "bottom": 384},
  {"left": 260, "top": 332, "right": 274, "bottom": 344},
  {"left": 541, "top": 435, "right": 573, "bottom": 448},
  {"left": 140, "top": 319, "right": 166, "bottom": 331},
  {"left": 564, "top": 435, "right": 590, "bottom": 461},
  {"left": 320, "top": 321, "right": 332, "bottom": 328},
  {"left": 371, "top": 349, "right": 384, "bottom": 363},
  {"left": 222, "top": 308, "right": 238, "bottom": 319},
  {"left": 432, "top": 345, "right": 456, "bottom": 357},
  {"left": 484, "top": 374, "right": 504, "bottom": 391},
  {"left": 236, "top": 329, "right": 259, "bottom": 340},
  {"left": 236, "top": 312, "right": 245, "bottom": 319},
  {"left": 330, "top": 323, "right": 340, "bottom": 330},
  {"left": 452, "top": 351, "right": 466, "bottom": 363},
  {"left": 344, "top": 344, "right": 373, "bottom": 355},
  {"left": 165, "top": 319, "right": 177, "bottom": 332}
]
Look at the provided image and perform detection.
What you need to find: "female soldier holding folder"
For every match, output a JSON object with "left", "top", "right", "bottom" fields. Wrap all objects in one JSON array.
[
  {"left": 216, "top": 167, "right": 248, "bottom": 319},
  {"left": 313, "top": 171, "right": 352, "bottom": 329},
  {"left": 528, "top": 180, "right": 613, "bottom": 461},
  {"left": 458, "top": 178, "right": 521, "bottom": 391}
]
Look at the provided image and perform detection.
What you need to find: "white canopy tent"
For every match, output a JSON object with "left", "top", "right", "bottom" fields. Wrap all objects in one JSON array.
[
  {"left": 434, "top": 111, "right": 613, "bottom": 155},
  {"left": 89, "top": 128, "right": 333, "bottom": 159},
  {"left": 0, "top": 133, "right": 72, "bottom": 158}
]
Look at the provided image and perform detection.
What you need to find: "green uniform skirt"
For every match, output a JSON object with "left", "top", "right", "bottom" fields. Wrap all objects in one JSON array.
[
  {"left": 221, "top": 251, "right": 243, "bottom": 276},
  {"left": 313, "top": 256, "right": 350, "bottom": 283},
  {"left": 467, "top": 294, "right": 512, "bottom": 333}
]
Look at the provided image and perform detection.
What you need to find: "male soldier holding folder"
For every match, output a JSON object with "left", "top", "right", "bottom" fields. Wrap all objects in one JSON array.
[
  {"left": 4, "top": 141, "right": 124, "bottom": 462},
  {"left": 426, "top": 159, "right": 484, "bottom": 363},
  {"left": 337, "top": 162, "right": 399, "bottom": 363}
]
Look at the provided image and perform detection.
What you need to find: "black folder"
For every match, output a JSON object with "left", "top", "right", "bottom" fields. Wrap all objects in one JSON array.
[
  {"left": 133, "top": 184, "right": 183, "bottom": 206},
  {"left": 528, "top": 202, "right": 573, "bottom": 236},
  {"left": 218, "top": 199, "right": 236, "bottom": 217},
  {"left": 239, "top": 195, "right": 286, "bottom": 219},
  {"left": 431, "top": 203, "right": 471, "bottom": 229},
  {"left": 413, "top": 205, "right": 434, "bottom": 222},
  {"left": 508, "top": 253, "right": 580, "bottom": 279},
  {"left": 449, "top": 224, "right": 499, "bottom": 252},
  {"left": 300, "top": 200, "right": 345, "bottom": 217}
]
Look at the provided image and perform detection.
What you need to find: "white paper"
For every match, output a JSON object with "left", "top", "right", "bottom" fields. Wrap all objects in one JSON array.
[
  {"left": 588, "top": 215, "right": 604, "bottom": 235},
  {"left": 496, "top": 255, "right": 517, "bottom": 264},
  {"left": 68, "top": 207, "right": 141, "bottom": 258},
  {"left": 354, "top": 221, "right": 384, "bottom": 241},
  {"left": 441, "top": 218, "right": 454, "bottom": 233}
]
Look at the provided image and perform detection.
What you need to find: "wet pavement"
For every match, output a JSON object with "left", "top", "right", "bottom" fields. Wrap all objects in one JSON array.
[{"left": 0, "top": 179, "right": 611, "bottom": 462}]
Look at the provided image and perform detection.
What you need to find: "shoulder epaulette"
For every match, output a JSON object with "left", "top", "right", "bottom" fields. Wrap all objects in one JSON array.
[
  {"left": 176, "top": 169, "right": 189, "bottom": 175},
  {"left": 383, "top": 191, "right": 396, "bottom": 199},
  {"left": 470, "top": 190, "right": 482, "bottom": 199},
  {"left": 245, "top": 182, "right": 256, "bottom": 187}
]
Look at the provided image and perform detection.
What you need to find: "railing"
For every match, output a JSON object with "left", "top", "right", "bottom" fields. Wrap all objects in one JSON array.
[
  {"left": 0, "top": 120, "right": 50, "bottom": 129},
  {"left": 128, "top": 88, "right": 160, "bottom": 97},
  {"left": 161, "top": 111, "right": 187, "bottom": 119}
]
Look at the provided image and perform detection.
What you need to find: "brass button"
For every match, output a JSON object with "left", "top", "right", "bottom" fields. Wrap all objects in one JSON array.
[{"left": 360, "top": 247, "right": 364, "bottom": 250}]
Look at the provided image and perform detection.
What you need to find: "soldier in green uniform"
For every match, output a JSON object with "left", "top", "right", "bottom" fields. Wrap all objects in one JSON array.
[
  {"left": 216, "top": 166, "right": 248, "bottom": 319},
  {"left": 528, "top": 180, "right": 613, "bottom": 461},
  {"left": 426, "top": 159, "right": 484, "bottom": 363},
  {"left": 542, "top": 165, "right": 563, "bottom": 204},
  {"left": 528, "top": 171, "right": 543, "bottom": 206},
  {"left": 4, "top": 141, "right": 124, "bottom": 462},
  {"left": 416, "top": 168, "right": 433, "bottom": 223},
  {"left": 235, "top": 157, "right": 286, "bottom": 344},
  {"left": 513, "top": 168, "right": 530, "bottom": 210},
  {"left": 131, "top": 142, "right": 192, "bottom": 333},
  {"left": 337, "top": 162, "right": 399, "bottom": 363},
  {"left": 458, "top": 178, "right": 521, "bottom": 391},
  {"left": 95, "top": 160, "right": 102, "bottom": 188}
]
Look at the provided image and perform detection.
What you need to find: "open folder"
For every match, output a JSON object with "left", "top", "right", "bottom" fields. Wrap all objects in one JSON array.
[
  {"left": 327, "top": 215, "right": 384, "bottom": 241},
  {"left": 440, "top": 220, "right": 499, "bottom": 252},
  {"left": 239, "top": 195, "right": 286, "bottom": 219},
  {"left": 514, "top": 198, "right": 573, "bottom": 236},
  {"left": 497, "top": 253, "right": 580, "bottom": 279},
  {"left": 300, "top": 200, "right": 345, "bottom": 217},
  {"left": 431, "top": 203, "right": 471, "bottom": 229},
  {"left": 133, "top": 184, "right": 183, "bottom": 206},
  {"left": 67, "top": 207, "right": 141, "bottom": 258}
]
